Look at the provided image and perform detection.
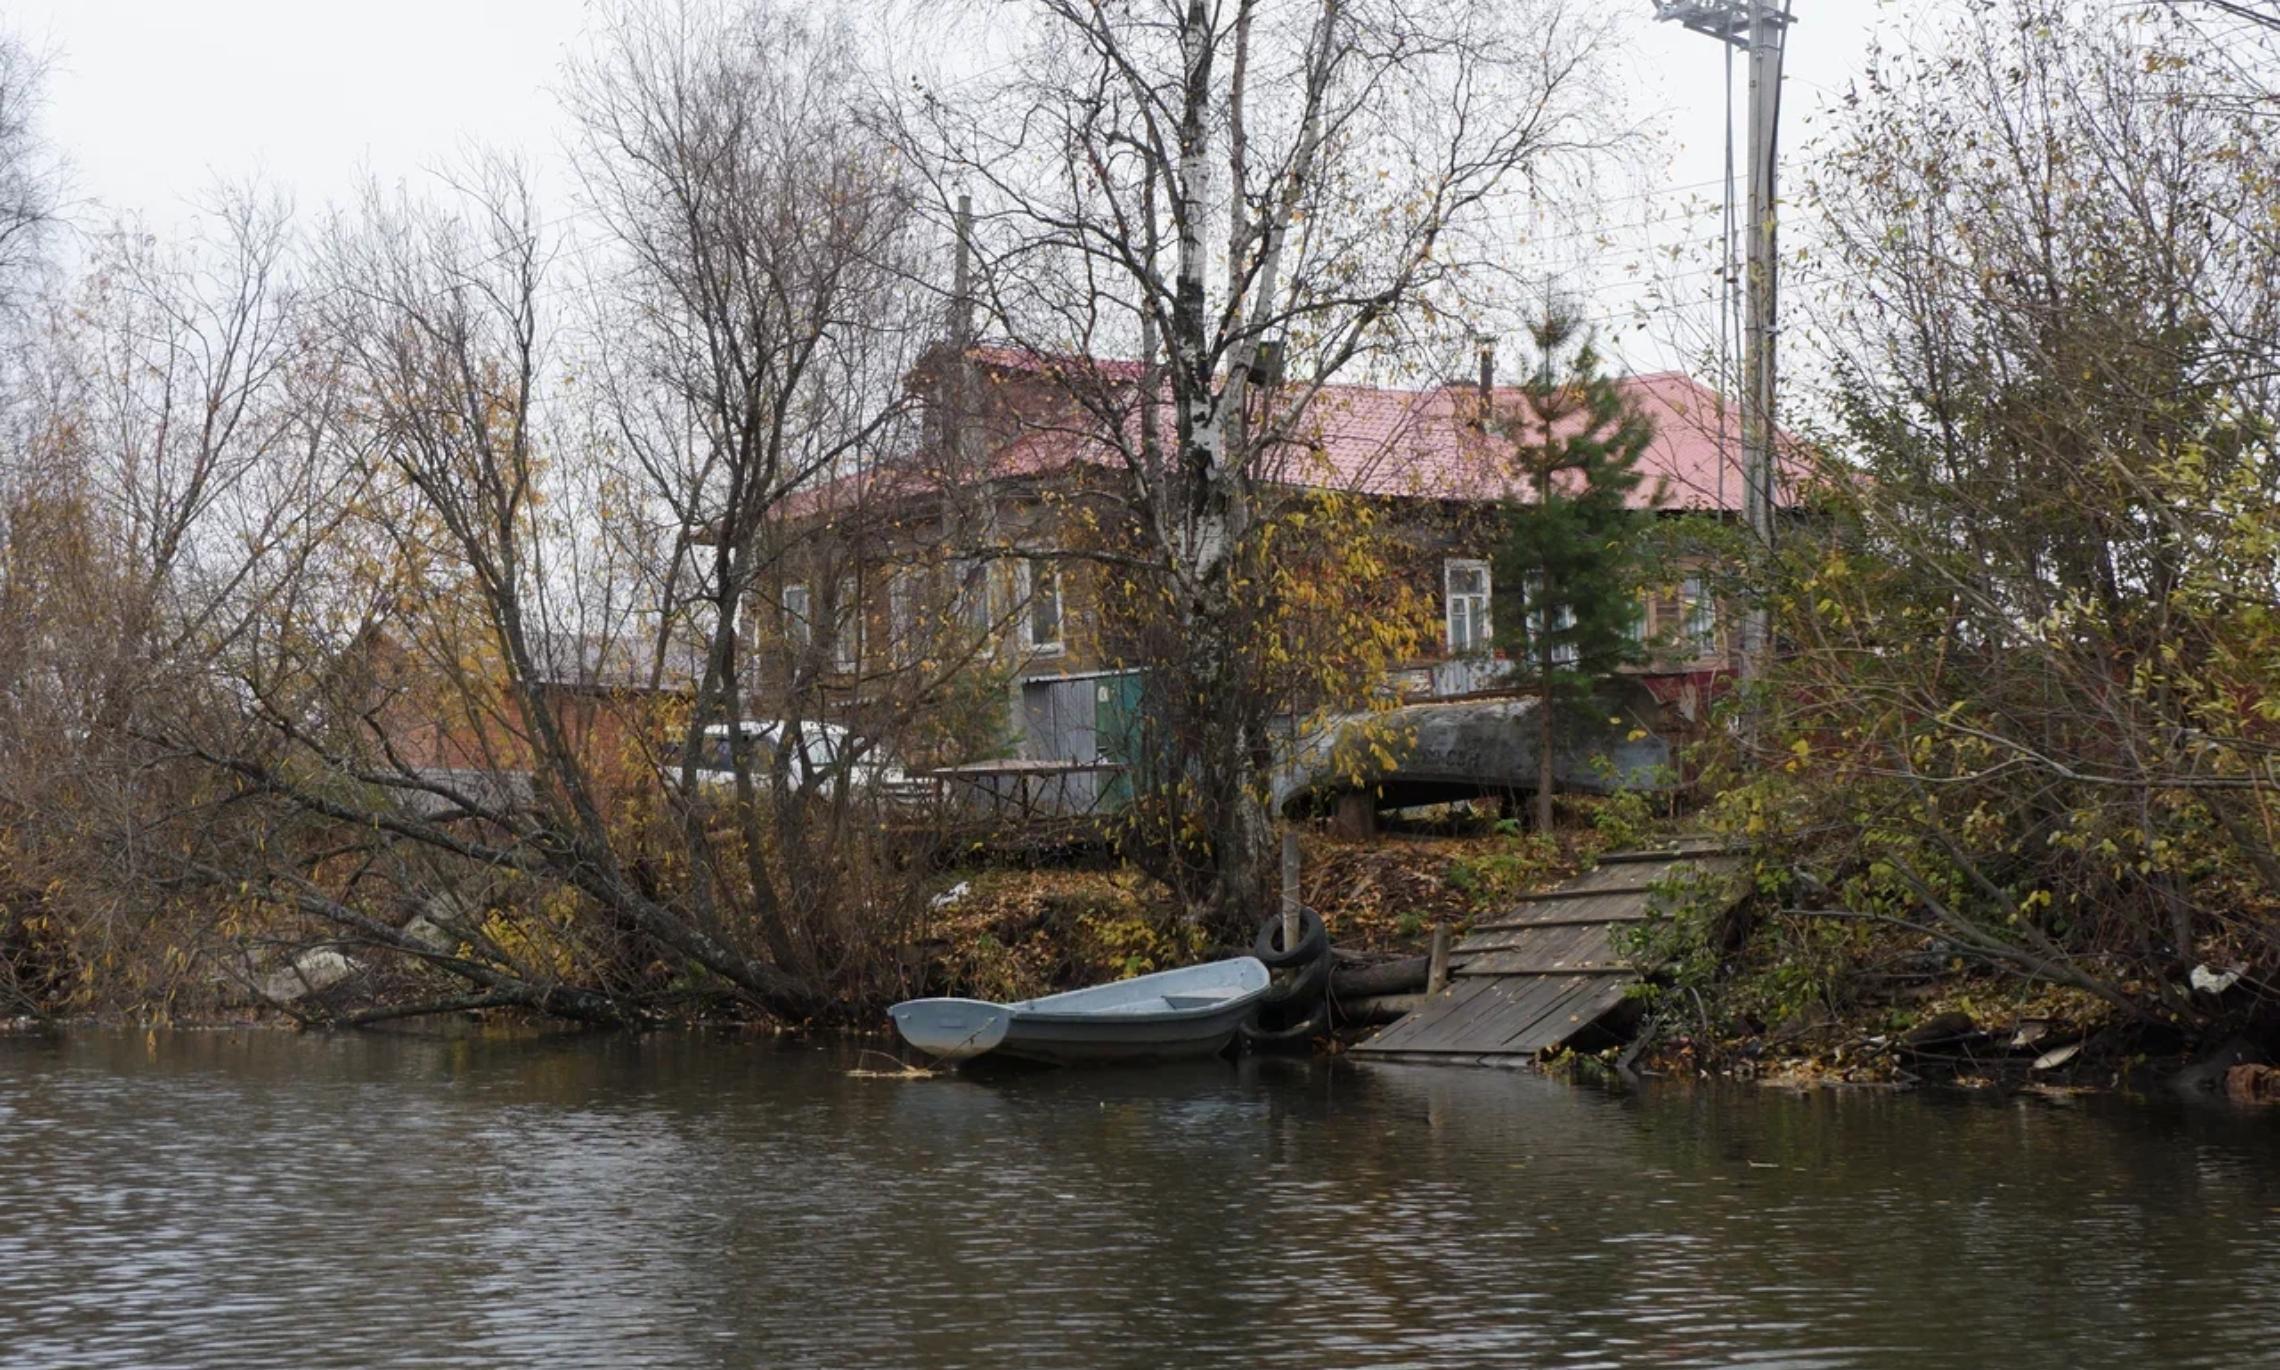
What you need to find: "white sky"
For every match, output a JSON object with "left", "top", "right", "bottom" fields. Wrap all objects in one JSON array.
[{"left": 10, "top": 0, "right": 1906, "bottom": 377}]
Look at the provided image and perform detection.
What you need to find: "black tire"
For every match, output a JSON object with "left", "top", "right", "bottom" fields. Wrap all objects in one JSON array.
[
  {"left": 1257, "top": 945, "right": 1330, "bottom": 1009},
  {"left": 1253, "top": 906, "right": 1328, "bottom": 968},
  {"left": 1238, "top": 997, "right": 1330, "bottom": 1052}
]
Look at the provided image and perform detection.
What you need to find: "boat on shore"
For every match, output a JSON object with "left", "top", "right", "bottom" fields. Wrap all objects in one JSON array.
[{"left": 890, "top": 957, "right": 1272, "bottom": 1066}]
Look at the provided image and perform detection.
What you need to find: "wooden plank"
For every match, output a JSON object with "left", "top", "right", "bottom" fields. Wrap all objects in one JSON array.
[
  {"left": 1506, "top": 977, "right": 1635, "bottom": 1053},
  {"left": 1353, "top": 977, "right": 1491, "bottom": 1053},
  {"left": 1462, "top": 912, "right": 1653, "bottom": 935},
  {"left": 1496, "top": 882, "right": 1666, "bottom": 901},
  {"left": 1469, "top": 890, "right": 1664, "bottom": 930},
  {"left": 1390, "top": 973, "right": 1569, "bottom": 1056},
  {"left": 1455, "top": 918, "right": 1602, "bottom": 954},
  {"left": 1378, "top": 960, "right": 1601, "bottom": 1050},
  {"left": 1358, "top": 976, "right": 1511, "bottom": 1054},
  {"left": 1530, "top": 863, "right": 1679, "bottom": 895},
  {"left": 1360, "top": 964, "right": 1637, "bottom": 1058},
  {"left": 1454, "top": 961, "right": 1630, "bottom": 976},
  {"left": 1357, "top": 849, "right": 1747, "bottom": 1060},
  {"left": 1598, "top": 844, "right": 1736, "bottom": 865},
  {"left": 1402, "top": 975, "right": 1531, "bottom": 1051},
  {"left": 1468, "top": 924, "right": 1610, "bottom": 956},
  {"left": 1481, "top": 974, "right": 1596, "bottom": 1050},
  {"left": 1452, "top": 920, "right": 1611, "bottom": 963},
  {"left": 1349, "top": 1049, "right": 1536, "bottom": 1069}
]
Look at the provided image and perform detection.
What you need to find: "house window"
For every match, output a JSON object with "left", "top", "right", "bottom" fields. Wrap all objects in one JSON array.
[
  {"left": 889, "top": 570, "right": 918, "bottom": 666},
  {"left": 832, "top": 575, "right": 859, "bottom": 672},
  {"left": 1018, "top": 558, "right": 1064, "bottom": 654},
  {"left": 1445, "top": 559, "right": 1492, "bottom": 654},
  {"left": 1651, "top": 584, "right": 1681, "bottom": 643},
  {"left": 781, "top": 583, "right": 811, "bottom": 649},
  {"left": 1520, "top": 573, "right": 1578, "bottom": 668},
  {"left": 1680, "top": 575, "right": 1716, "bottom": 654},
  {"left": 953, "top": 557, "right": 992, "bottom": 637}
]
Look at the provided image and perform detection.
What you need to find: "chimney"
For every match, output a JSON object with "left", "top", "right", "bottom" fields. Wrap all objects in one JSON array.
[
  {"left": 1255, "top": 337, "right": 1284, "bottom": 388},
  {"left": 949, "top": 192, "right": 975, "bottom": 346},
  {"left": 1475, "top": 333, "right": 1495, "bottom": 429}
]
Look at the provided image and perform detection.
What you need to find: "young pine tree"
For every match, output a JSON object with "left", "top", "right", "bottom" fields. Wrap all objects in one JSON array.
[{"left": 1492, "top": 313, "right": 1657, "bottom": 831}]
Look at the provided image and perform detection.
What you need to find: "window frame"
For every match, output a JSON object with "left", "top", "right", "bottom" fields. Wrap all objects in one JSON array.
[
  {"left": 1680, "top": 574, "right": 1717, "bottom": 655},
  {"left": 888, "top": 569, "right": 918, "bottom": 666},
  {"left": 1017, "top": 557, "right": 1065, "bottom": 656},
  {"left": 1444, "top": 558, "right": 1493, "bottom": 655},
  {"left": 832, "top": 574, "right": 860, "bottom": 673},
  {"left": 781, "top": 583, "right": 812, "bottom": 650},
  {"left": 1519, "top": 571, "right": 1578, "bottom": 668}
]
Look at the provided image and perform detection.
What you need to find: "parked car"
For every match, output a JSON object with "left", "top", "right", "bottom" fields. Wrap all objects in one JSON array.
[{"left": 667, "top": 720, "right": 928, "bottom": 803}]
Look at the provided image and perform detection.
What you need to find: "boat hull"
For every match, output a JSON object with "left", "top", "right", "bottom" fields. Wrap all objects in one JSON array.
[
  {"left": 992, "top": 1004, "right": 1258, "bottom": 1066},
  {"left": 890, "top": 957, "right": 1271, "bottom": 1067},
  {"left": 888, "top": 998, "right": 1011, "bottom": 1063}
]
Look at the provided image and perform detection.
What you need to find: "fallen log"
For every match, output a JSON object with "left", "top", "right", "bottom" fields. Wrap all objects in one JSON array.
[
  {"left": 1333, "top": 992, "right": 1426, "bottom": 1026},
  {"left": 1329, "top": 954, "right": 1430, "bottom": 999}
]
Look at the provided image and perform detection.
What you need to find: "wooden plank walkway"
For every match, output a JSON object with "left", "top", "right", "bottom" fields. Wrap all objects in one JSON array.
[{"left": 1351, "top": 843, "right": 1743, "bottom": 1065}]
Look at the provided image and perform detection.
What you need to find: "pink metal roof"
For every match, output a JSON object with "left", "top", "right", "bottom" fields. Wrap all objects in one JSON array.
[
  {"left": 1265, "top": 370, "right": 1806, "bottom": 510},
  {"left": 981, "top": 362, "right": 1805, "bottom": 511},
  {"left": 791, "top": 350, "right": 1808, "bottom": 518}
]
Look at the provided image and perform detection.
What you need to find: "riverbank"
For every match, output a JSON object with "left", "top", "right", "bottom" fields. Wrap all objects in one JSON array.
[
  {"left": 10, "top": 812, "right": 2273, "bottom": 1103},
  {"left": 916, "top": 826, "right": 1598, "bottom": 1006}
]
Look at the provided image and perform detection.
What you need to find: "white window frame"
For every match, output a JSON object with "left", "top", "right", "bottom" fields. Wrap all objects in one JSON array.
[
  {"left": 1680, "top": 575, "right": 1716, "bottom": 655},
  {"left": 889, "top": 569, "right": 918, "bottom": 666},
  {"left": 1444, "top": 558, "right": 1492, "bottom": 655},
  {"left": 781, "top": 583, "right": 811, "bottom": 650},
  {"left": 832, "top": 575, "right": 860, "bottom": 673},
  {"left": 952, "top": 556, "right": 992, "bottom": 638},
  {"left": 1017, "top": 557, "right": 1065, "bottom": 655},
  {"left": 1520, "top": 572, "right": 1578, "bottom": 668}
]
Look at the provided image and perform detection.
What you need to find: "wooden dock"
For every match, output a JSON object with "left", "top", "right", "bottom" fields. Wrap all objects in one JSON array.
[{"left": 1351, "top": 844, "right": 1744, "bottom": 1065}]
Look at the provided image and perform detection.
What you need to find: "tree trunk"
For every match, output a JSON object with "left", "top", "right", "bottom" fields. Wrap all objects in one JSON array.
[{"left": 1535, "top": 679, "right": 1555, "bottom": 832}]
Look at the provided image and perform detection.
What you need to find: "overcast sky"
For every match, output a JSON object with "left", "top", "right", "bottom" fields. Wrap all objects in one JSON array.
[{"left": 9, "top": 0, "right": 1904, "bottom": 376}]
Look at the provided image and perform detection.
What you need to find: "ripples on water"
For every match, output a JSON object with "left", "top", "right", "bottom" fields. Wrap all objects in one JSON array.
[{"left": 1, "top": 1030, "right": 2274, "bottom": 1368}]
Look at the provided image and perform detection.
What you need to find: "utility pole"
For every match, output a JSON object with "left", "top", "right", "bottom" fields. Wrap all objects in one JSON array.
[{"left": 1652, "top": 2, "right": 1791, "bottom": 684}]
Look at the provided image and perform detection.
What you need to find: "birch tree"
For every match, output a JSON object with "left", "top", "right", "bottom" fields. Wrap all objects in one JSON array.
[{"left": 909, "top": 0, "right": 1627, "bottom": 933}]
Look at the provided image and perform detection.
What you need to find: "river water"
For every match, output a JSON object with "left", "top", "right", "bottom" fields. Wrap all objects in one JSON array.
[{"left": 1, "top": 1030, "right": 2274, "bottom": 1368}]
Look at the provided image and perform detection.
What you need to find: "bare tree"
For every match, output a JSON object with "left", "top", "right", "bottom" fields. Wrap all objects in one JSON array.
[
  {"left": 7, "top": 6, "right": 959, "bottom": 1027},
  {"left": 0, "top": 187, "right": 344, "bottom": 1016},
  {"left": 565, "top": 0, "right": 945, "bottom": 987},
  {"left": 0, "top": 30, "right": 58, "bottom": 320},
  {"left": 1741, "top": 0, "right": 2280, "bottom": 1020},
  {"left": 904, "top": 0, "right": 1629, "bottom": 933}
]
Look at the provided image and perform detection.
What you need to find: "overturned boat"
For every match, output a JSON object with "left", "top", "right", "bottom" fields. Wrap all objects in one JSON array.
[{"left": 890, "top": 957, "right": 1272, "bottom": 1066}]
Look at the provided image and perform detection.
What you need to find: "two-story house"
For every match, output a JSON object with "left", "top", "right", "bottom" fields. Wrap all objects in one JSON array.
[{"left": 762, "top": 343, "right": 1806, "bottom": 805}]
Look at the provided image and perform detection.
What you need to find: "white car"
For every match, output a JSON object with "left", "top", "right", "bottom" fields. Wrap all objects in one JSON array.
[{"left": 671, "top": 720, "right": 926, "bottom": 802}]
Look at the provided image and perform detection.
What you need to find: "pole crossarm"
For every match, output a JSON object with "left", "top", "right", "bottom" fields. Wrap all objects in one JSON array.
[{"left": 1650, "top": 1, "right": 1793, "bottom": 49}]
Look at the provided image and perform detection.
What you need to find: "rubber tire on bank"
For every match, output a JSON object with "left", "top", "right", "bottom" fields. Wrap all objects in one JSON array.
[
  {"left": 1253, "top": 906, "right": 1328, "bottom": 968},
  {"left": 1257, "top": 944, "right": 1330, "bottom": 1009},
  {"left": 1238, "top": 997, "right": 1331, "bottom": 1052}
]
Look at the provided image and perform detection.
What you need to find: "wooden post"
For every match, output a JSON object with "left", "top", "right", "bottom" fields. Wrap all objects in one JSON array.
[
  {"left": 1427, "top": 923, "right": 1451, "bottom": 995},
  {"left": 1331, "top": 791, "right": 1376, "bottom": 840},
  {"left": 1280, "top": 828, "right": 1301, "bottom": 950}
]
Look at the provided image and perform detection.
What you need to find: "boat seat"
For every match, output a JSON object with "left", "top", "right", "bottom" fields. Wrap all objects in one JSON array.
[{"left": 1161, "top": 993, "right": 1233, "bottom": 1010}]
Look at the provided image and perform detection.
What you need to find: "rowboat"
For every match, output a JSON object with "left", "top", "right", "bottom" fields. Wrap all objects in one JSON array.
[{"left": 889, "top": 957, "right": 1272, "bottom": 1066}]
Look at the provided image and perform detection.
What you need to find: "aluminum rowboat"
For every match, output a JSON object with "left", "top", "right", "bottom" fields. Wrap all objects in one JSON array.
[{"left": 890, "top": 957, "right": 1271, "bottom": 1066}]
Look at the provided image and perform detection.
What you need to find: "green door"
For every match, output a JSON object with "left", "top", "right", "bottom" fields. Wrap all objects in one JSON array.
[{"left": 1093, "top": 671, "right": 1145, "bottom": 812}]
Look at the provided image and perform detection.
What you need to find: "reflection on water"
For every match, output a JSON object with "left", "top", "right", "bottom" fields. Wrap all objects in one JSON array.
[{"left": 2, "top": 1030, "right": 2275, "bottom": 1368}]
